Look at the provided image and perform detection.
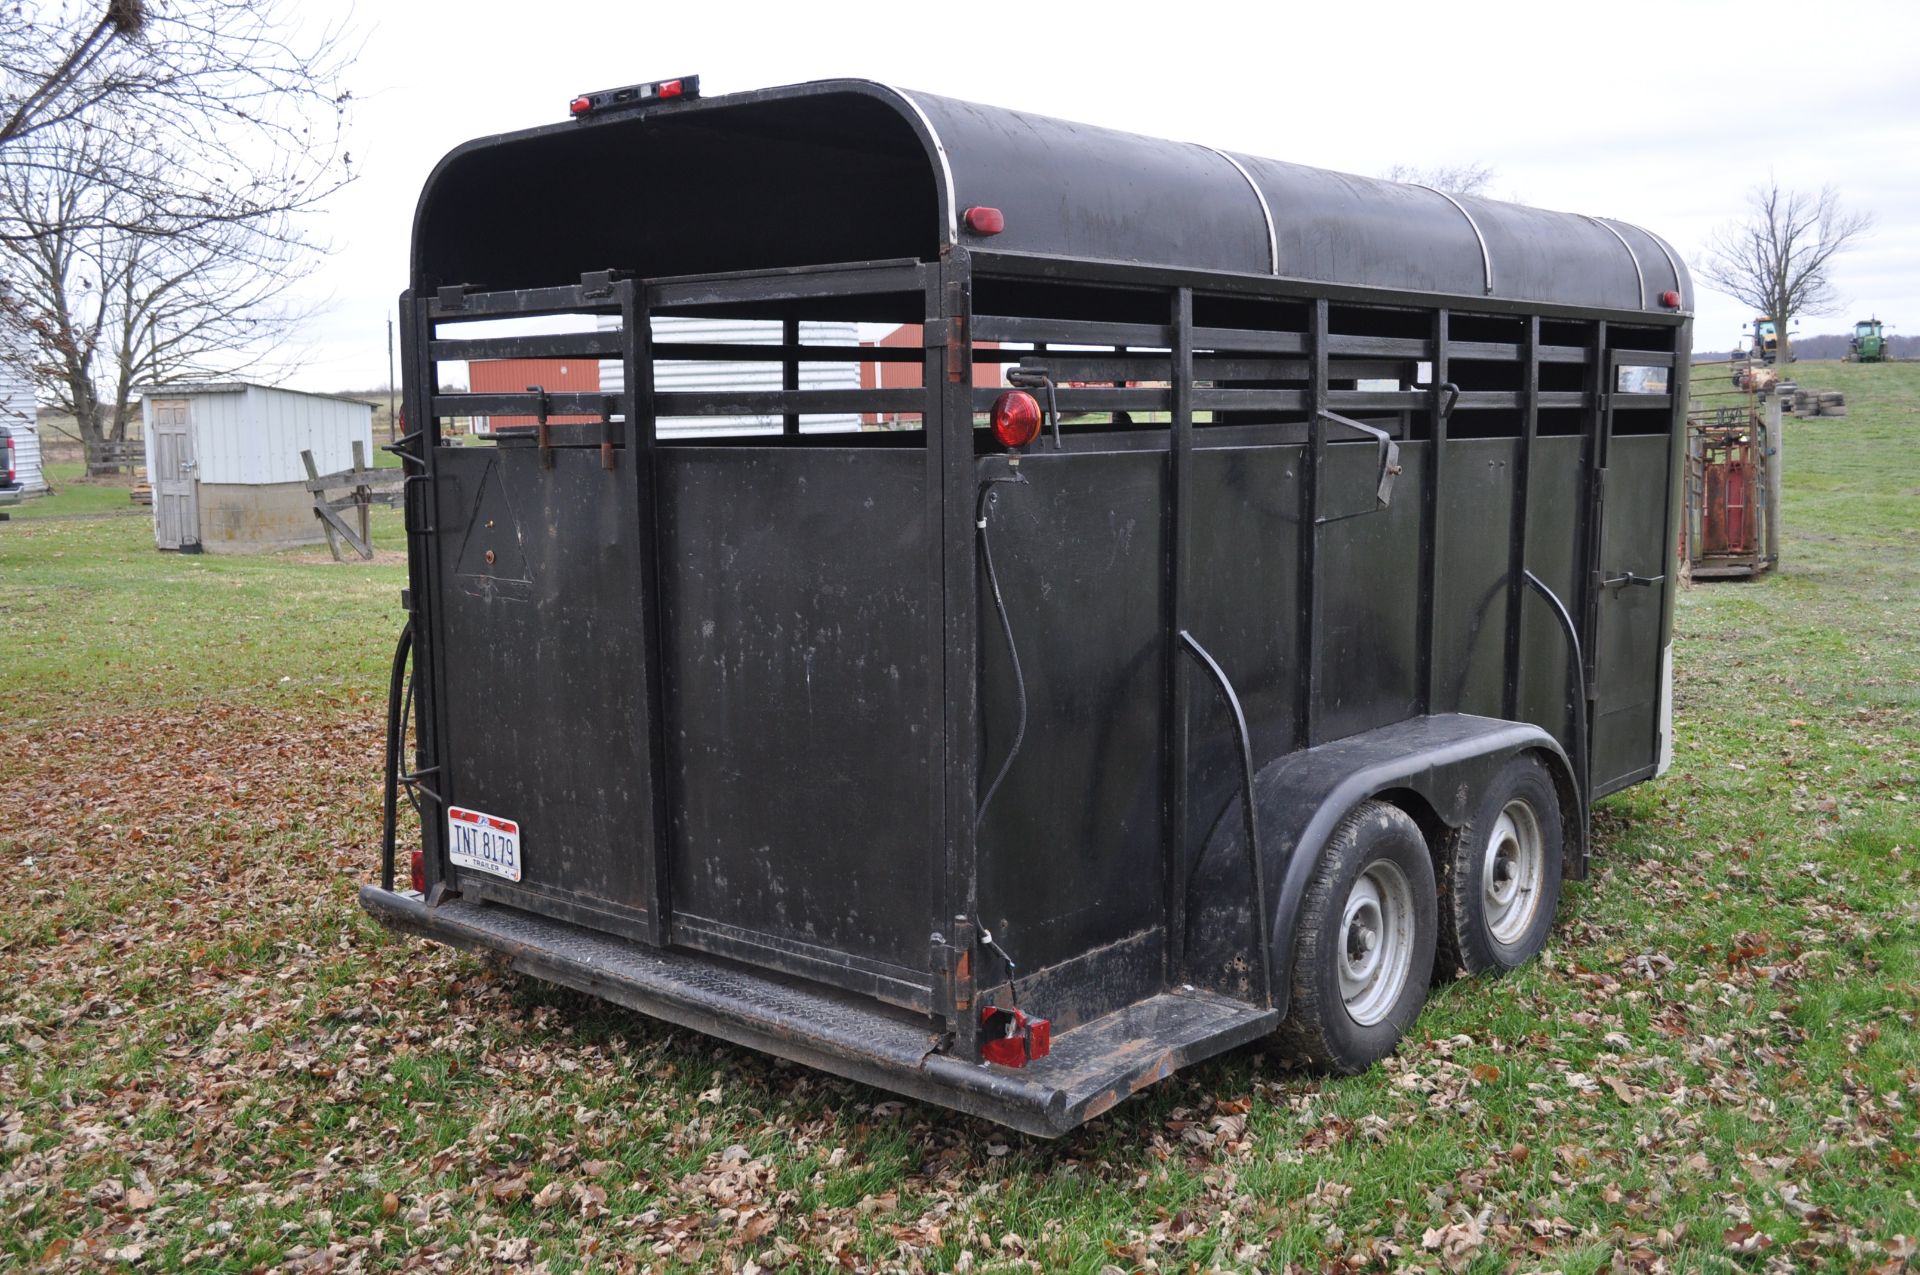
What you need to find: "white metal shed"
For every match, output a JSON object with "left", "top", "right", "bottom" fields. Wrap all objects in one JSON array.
[
  {"left": 0, "top": 324, "right": 45, "bottom": 494},
  {"left": 139, "top": 382, "right": 375, "bottom": 553}
]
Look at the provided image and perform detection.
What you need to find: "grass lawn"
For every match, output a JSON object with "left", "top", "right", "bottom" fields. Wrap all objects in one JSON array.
[
  {"left": 1, "top": 364, "right": 1915, "bottom": 1271},
  {"left": 8, "top": 462, "right": 146, "bottom": 521}
]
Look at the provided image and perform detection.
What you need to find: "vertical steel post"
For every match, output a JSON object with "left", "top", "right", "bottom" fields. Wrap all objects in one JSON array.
[
  {"left": 781, "top": 316, "right": 800, "bottom": 437},
  {"left": 623, "top": 280, "right": 672, "bottom": 947},
  {"left": 929, "top": 252, "right": 982, "bottom": 1058},
  {"left": 1298, "top": 298, "right": 1328, "bottom": 747},
  {"left": 405, "top": 291, "right": 451, "bottom": 896},
  {"left": 1504, "top": 316, "right": 1541, "bottom": 720},
  {"left": 1578, "top": 321, "right": 1609, "bottom": 706},
  {"left": 1419, "top": 309, "right": 1450, "bottom": 712},
  {"left": 1164, "top": 287, "right": 1195, "bottom": 980}
]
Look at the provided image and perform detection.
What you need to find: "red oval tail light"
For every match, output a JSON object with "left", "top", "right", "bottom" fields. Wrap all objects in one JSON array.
[
  {"left": 964, "top": 206, "right": 1006, "bottom": 236},
  {"left": 990, "top": 390, "right": 1042, "bottom": 448}
]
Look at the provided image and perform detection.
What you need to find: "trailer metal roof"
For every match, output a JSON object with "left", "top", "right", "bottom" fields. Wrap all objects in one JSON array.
[{"left": 413, "top": 79, "right": 1689, "bottom": 316}]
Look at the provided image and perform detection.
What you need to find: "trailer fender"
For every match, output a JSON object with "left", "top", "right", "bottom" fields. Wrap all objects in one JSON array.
[{"left": 1185, "top": 714, "right": 1583, "bottom": 1017}]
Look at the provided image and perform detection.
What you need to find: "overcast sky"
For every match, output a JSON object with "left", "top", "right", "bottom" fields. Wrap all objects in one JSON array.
[{"left": 285, "top": 0, "right": 1920, "bottom": 390}]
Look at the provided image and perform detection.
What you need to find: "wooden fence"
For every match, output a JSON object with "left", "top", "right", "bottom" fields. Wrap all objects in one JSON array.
[{"left": 301, "top": 442, "right": 404, "bottom": 561}]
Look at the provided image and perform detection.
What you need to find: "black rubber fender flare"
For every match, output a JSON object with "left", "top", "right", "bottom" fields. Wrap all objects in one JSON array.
[{"left": 1183, "top": 713, "right": 1584, "bottom": 1019}]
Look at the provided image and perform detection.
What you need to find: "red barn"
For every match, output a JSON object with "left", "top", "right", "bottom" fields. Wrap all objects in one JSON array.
[{"left": 469, "top": 358, "right": 601, "bottom": 432}]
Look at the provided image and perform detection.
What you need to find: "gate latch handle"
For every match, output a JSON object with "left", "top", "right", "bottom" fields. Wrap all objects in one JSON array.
[
  {"left": 1602, "top": 570, "right": 1665, "bottom": 590},
  {"left": 1315, "top": 407, "right": 1403, "bottom": 520},
  {"left": 528, "top": 384, "right": 553, "bottom": 469}
]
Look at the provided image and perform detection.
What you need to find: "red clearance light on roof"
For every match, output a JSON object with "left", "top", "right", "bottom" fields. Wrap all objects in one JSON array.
[
  {"left": 568, "top": 75, "right": 701, "bottom": 120},
  {"left": 1660, "top": 290, "right": 1682, "bottom": 309},
  {"left": 964, "top": 206, "right": 1005, "bottom": 236},
  {"left": 990, "top": 390, "right": 1042, "bottom": 448}
]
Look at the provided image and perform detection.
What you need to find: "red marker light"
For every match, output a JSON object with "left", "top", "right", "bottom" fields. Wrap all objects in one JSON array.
[
  {"left": 991, "top": 390, "right": 1042, "bottom": 448},
  {"left": 980, "top": 1006, "right": 1051, "bottom": 1068},
  {"left": 964, "top": 206, "right": 1005, "bottom": 236},
  {"left": 658, "top": 79, "right": 683, "bottom": 99},
  {"left": 570, "top": 96, "right": 593, "bottom": 117},
  {"left": 409, "top": 849, "right": 426, "bottom": 894},
  {"left": 1660, "top": 289, "right": 1681, "bottom": 309}
]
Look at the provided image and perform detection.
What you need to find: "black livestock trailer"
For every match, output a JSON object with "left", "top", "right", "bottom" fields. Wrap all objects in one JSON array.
[{"left": 363, "top": 76, "right": 1691, "bottom": 1136}]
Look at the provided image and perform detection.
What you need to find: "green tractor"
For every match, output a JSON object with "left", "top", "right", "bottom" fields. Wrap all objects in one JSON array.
[{"left": 1848, "top": 317, "right": 1893, "bottom": 363}]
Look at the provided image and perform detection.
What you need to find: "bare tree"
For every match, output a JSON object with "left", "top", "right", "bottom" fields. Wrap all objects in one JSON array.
[
  {"left": 1382, "top": 162, "right": 1497, "bottom": 198},
  {"left": 0, "top": 1, "right": 353, "bottom": 473},
  {"left": 3, "top": 123, "right": 320, "bottom": 471},
  {"left": 1, "top": 1, "right": 354, "bottom": 243},
  {"left": 1701, "top": 180, "right": 1873, "bottom": 365}
]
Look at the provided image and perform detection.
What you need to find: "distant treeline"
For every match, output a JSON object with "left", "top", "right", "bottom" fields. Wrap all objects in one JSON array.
[{"left": 1696, "top": 331, "right": 1916, "bottom": 361}]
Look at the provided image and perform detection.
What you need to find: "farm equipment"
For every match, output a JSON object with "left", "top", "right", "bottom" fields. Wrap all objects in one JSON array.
[
  {"left": 1847, "top": 317, "right": 1891, "bottom": 363},
  {"left": 363, "top": 75, "right": 1690, "bottom": 1135},
  {"left": 1732, "top": 316, "right": 1795, "bottom": 373},
  {"left": 1683, "top": 401, "right": 1774, "bottom": 578}
]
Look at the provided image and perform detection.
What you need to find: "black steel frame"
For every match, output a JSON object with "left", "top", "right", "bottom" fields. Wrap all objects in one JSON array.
[{"left": 392, "top": 244, "right": 1688, "bottom": 1059}]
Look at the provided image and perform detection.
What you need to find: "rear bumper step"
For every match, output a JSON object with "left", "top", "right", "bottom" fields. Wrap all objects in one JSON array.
[{"left": 359, "top": 886, "right": 1277, "bottom": 1136}]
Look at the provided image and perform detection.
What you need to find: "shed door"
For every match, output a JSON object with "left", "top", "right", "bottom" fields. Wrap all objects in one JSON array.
[{"left": 150, "top": 401, "right": 199, "bottom": 551}]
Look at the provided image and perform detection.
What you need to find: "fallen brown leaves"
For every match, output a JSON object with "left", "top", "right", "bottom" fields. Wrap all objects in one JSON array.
[{"left": 3, "top": 696, "right": 1918, "bottom": 1272}]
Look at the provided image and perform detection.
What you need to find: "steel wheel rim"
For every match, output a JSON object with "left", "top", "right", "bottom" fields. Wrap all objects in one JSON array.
[
  {"left": 1482, "top": 799, "right": 1545, "bottom": 946},
  {"left": 1338, "top": 859, "right": 1416, "bottom": 1026}
]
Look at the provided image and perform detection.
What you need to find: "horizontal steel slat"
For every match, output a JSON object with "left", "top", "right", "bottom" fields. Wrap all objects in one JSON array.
[
  {"left": 982, "top": 354, "right": 1172, "bottom": 381},
  {"left": 1191, "top": 327, "right": 1305, "bottom": 354},
  {"left": 433, "top": 392, "right": 617, "bottom": 418},
  {"left": 654, "top": 389, "right": 925, "bottom": 416},
  {"left": 648, "top": 262, "right": 930, "bottom": 309},
  {"left": 969, "top": 386, "right": 1174, "bottom": 412},
  {"left": 430, "top": 284, "right": 624, "bottom": 318},
  {"left": 1326, "top": 334, "right": 1428, "bottom": 359},
  {"left": 1449, "top": 340, "right": 1521, "bottom": 361},
  {"left": 1325, "top": 390, "right": 1432, "bottom": 411},
  {"left": 428, "top": 331, "right": 626, "bottom": 362},
  {"left": 1451, "top": 391, "right": 1525, "bottom": 410},
  {"left": 653, "top": 342, "right": 923, "bottom": 363},
  {"left": 979, "top": 354, "right": 1405, "bottom": 384},
  {"left": 971, "top": 315, "right": 1175, "bottom": 349},
  {"left": 1192, "top": 387, "right": 1308, "bottom": 411}
]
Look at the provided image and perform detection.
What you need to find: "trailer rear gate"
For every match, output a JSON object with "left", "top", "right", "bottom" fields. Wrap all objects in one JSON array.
[{"left": 364, "top": 79, "right": 1689, "bottom": 1134}]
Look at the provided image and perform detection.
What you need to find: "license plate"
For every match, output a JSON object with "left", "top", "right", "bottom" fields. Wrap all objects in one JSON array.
[{"left": 446, "top": 806, "right": 522, "bottom": 882}]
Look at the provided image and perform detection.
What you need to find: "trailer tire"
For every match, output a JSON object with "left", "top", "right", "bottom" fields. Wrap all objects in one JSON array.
[
  {"left": 1275, "top": 800, "right": 1436, "bottom": 1074},
  {"left": 1435, "top": 754, "right": 1563, "bottom": 978}
]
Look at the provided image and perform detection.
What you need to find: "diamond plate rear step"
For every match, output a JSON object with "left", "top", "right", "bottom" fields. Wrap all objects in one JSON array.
[{"left": 359, "top": 887, "right": 1278, "bottom": 1136}]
